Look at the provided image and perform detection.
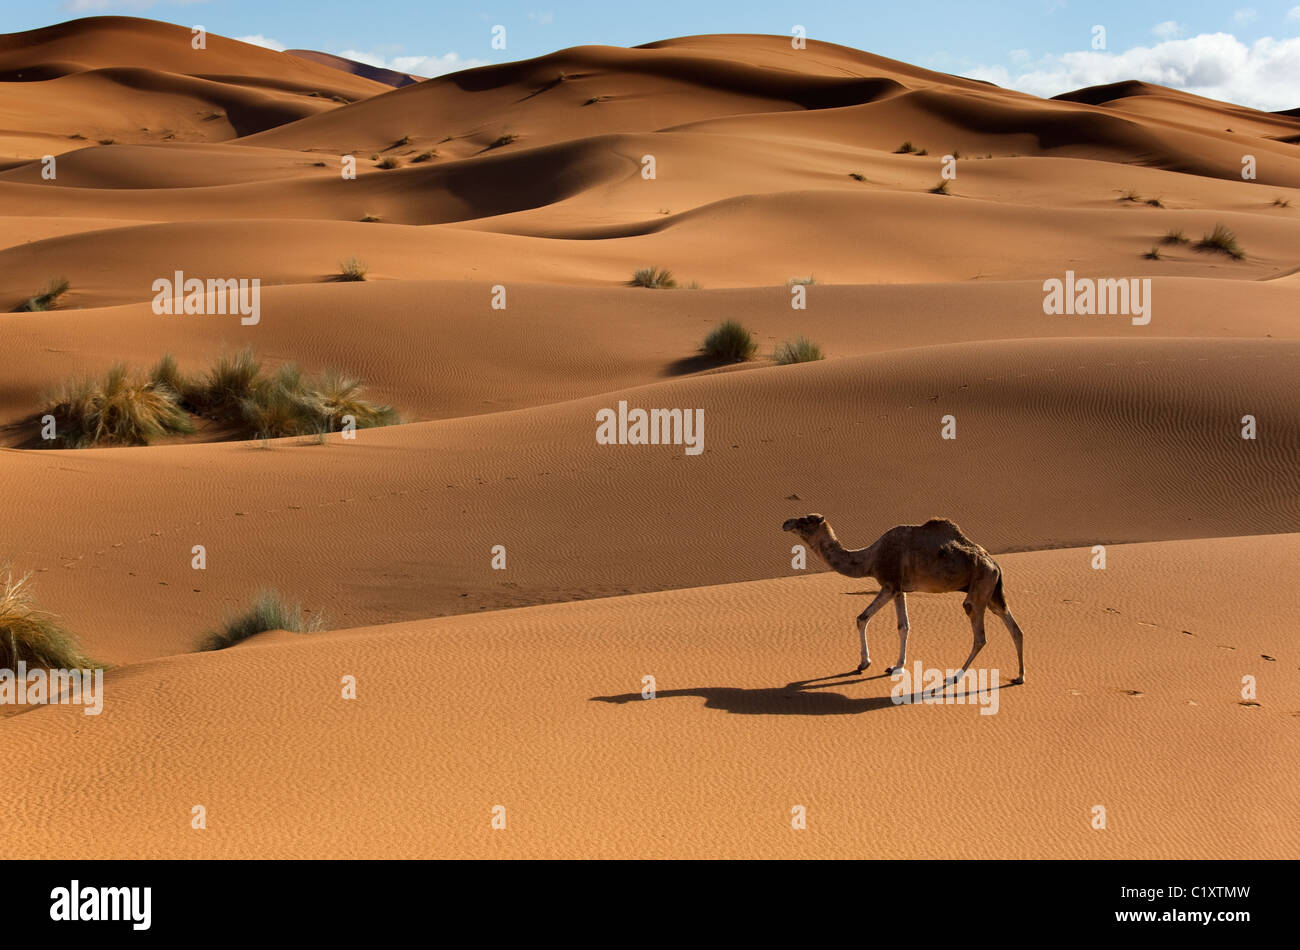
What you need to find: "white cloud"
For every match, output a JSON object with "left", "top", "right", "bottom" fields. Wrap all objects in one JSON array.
[
  {"left": 338, "top": 49, "right": 489, "bottom": 78},
  {"left": 1288, "top": 6, "right": 1300, "bottom": 21},
  {"left": 965, "top": 32, "right": 1300, "bottom": 111},
  {"left": 1151, "top": 21, "right": 1183, "bottom": 40},
  {"left": 236, "top": 34, "right": 286, "bottom": 52},
  {"left": 527, "top": 11, "right": 555, "bottom": 26},
  {"left": 1233, "top": 8, "right": 1258, "bottom": 26}
]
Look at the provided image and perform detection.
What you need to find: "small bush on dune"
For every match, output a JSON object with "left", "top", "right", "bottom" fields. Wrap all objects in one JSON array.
[
  {"left": 487, "top": 133, "right": 517, "bottom": 149},
  {"left": 0, "top": 571, "right": 99, "bottom": 672},
  {"left": 896, "top": 141, "right": 917, "bottom": 154},
  {"left": 1145, "top": 197, "right": 1164, "bottom": 208},
  {"left": 42, "top": 364, "right": 193, "bottom": 448},
  {"left": 848, "top": 172, "right": 866, "bottom": 181},
  {"left": 773, "top": 337, "right": 824, "bottom": 364},
  {"left": 339, "top": 258, "right": 368, "bottom": 281},
  {"left": 1161, "top": 228, "right": 1188, "bottom": 245},
  {"left": 198, "top": 348, "right": 263, "bottom": 414},
  {"left": 150, "top": 353, "right": 203, "bottom": 406},
  {"left": 703, "top": 321, "right": 757, "bottom": 362},
  {"left": 41, "top": 349, "right": 397, "bottom": 447},
  {"left": 930, "top": 179, "right": 951, "bottom": 195},
  {"left": 376, "top": 156, "right": 401, "bottom": 169},
  {"left": 1143, "top": 246, "right": 1162, "bottom": 260},
  {"left": 787, "top": 276, "right": 815, "bottom": 286},
  {"left": 631, "top": 266, "right": 676, "bottom": 289},
  {"left": 313, "top": 370, "right": 398, "bottom": 430},
  {"left": 1194, "top": 223, "right": 1244, "bottom": 260},
  {"left": 197, "top": 591, "right": 322, "bottom": 652},
  {"left": 1272, "top": 196, "right": 1291, "bottom": 208},
  {"left": 238, "top": 364, "right": 322, "bottom": 439},
  {"left": 410, "top": 151, "right": 436, "bottom": 163},
  {"left": 17, "top": 277, "right": 70, "bottom": 312}
]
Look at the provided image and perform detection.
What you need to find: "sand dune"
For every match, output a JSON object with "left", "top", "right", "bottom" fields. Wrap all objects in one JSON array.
[
  {"left": 1, "top": 17, "right": 1297, "bottom": 859},
  {"left": 0, "top": 17, "right": 385, "bottom": 158},
  {"left": 1, "top": 278, "right": 1298, "bottom": 435},
  {"left": 2, "top": 338, "right": 1297, "bottom": 664},
  {"left": 285, "top": 50, "right": 424, "bottom": 88},
  {"left": 1, "top": 535, "right": 1294, "bottom": 858}
]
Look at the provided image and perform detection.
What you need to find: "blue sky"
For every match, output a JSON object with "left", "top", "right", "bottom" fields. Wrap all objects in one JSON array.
[{"left": 13, "top": 0, "right": 1300, "bottom": 109}]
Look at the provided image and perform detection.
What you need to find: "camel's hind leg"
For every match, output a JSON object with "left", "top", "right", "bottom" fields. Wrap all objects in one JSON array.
[
  {"left": 989, "top": 578, "right": 1026, "bottom": 685},
  {"left": 948, "top": 571, "right": 995, "bottom": 687},
  {"left": 949, "top": 601, "right": 988, "bottom": 688},
  {"left": 854, "top": 587, "right": 895, "bottom": 673},
  {"left": 887, "top": 593, "right": 910, "bottom": 674}
]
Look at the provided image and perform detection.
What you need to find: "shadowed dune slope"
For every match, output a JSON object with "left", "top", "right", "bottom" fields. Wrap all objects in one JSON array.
[{"left": 285, "top": 50, "right": 424, "bottom": 88}]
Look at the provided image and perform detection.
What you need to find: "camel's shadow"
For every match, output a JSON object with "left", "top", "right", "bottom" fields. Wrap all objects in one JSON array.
[{"left": 590, "top": 671, "right": 1007, "bottom": 716}]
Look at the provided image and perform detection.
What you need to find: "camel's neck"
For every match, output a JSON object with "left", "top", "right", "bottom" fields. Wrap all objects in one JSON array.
[{"left": 810, "top": 524, "right": 875, "bottom": 578}]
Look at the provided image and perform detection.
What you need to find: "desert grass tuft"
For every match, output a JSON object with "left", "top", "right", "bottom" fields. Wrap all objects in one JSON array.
[
  {"left": 338, "top": 257, "right": 368, "bottom": 281},
  {"left": 0, "top": 570, "right": 99, "bottom": 671},
  {"left": 787, "top": 276, "right": 816, "bottom": 286},
  {"left": 17, "top": 277, "right": 70, "bottom": 312},
  {"left": 376, "top": 155, "right": 401, "bottom": 169},
  {"left": 196, "top": 591, "right": 323, "bottom": 651},
  {"left": 1161, "top": 228, "right": 1188, "bottom": 245},
  {"left": 848, "top": 172, "right": 866, "bottom": 181},
  {"left": 42, "top": 364, "right": 193, "bottom": 448},
  {"left": 773, "top": 337, "right": 824, "bottom": 364},
  {"left": 487, "top": 133, "right": 518, "bottom": 149},
  {"left": 630, "top": 266, "right": 676, "bottom": 289},
  {"left": 410, "top": 151, "right": 436, "bottom": 163},
  {"left": 896, "top": 141, "right": 918, "bottom": 154},
  {"left": 42, "top": 347, "right": 398, "bottom": 447},
  {"left": 149, "top": 353, "right": 201, "bottom": 405},
  {"left": 1142, "top": 246, "right": 1162, "bottom": 260},
  {"left": 930, "top": 179, "right": 951, "bottom": 195},
  {"left": 360, "top": 213, "right": 382, "bottom": 222},
  {"left": 312, "top": 370, "right": 398, "bottom": 430},
  {"left": 702, "top": 320, "right": 757, "bottom": 362},
  {"left": 1273, "top": 196, "right": 1291, "bottom": 208},
  {"left": 1194, "top": 223, "right": 1244, "bottom": 260}
]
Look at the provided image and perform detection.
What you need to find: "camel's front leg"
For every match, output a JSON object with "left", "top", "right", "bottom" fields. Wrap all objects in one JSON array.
[
  {"left": 887, "top": 593, "right": 910, "bottom": 674},
  {"left": 855, "top": 588, "right": 895, "bottom": 673}
]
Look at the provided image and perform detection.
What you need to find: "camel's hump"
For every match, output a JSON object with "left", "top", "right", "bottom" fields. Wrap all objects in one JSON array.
[{"left": 921, "top": 517, "right": 963, "bottom": 533}]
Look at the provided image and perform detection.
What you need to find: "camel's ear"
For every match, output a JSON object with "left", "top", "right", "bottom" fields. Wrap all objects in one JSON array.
[{"left": 781, "top": 518, "right": 797, "bottom": 531}]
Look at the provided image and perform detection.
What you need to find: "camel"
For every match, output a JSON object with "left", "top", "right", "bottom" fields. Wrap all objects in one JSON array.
[{"left": 781, "top": 514, "right": 1025, "bottom": 686}]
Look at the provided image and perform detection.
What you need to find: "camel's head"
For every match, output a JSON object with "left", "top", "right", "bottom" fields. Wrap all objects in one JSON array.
[{"left": 782, "top": 513, "right": 826, "bottom": 537}]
